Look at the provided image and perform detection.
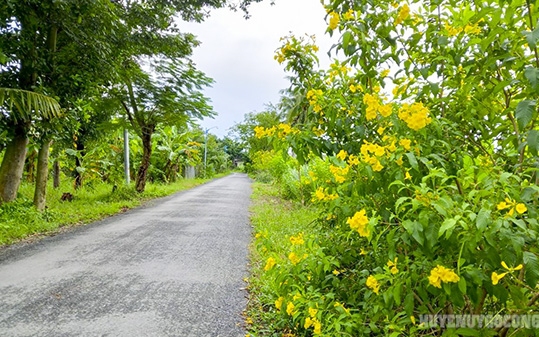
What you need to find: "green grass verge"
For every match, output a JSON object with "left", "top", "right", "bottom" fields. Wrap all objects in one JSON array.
[
  {"left": 0, "top": 173, "right": 229, "bottom": 246},
  {"left": 246, "top": 182, "right": 320, "bottom": 336}
]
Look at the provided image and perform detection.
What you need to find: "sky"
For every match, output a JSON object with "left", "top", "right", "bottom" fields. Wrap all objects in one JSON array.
[{"left": 181, "top": 0, "right": 336, "bottom": 138}]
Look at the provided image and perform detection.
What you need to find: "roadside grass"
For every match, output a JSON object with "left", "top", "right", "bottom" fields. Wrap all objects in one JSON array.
[
  {"left": 0, "top": 173, "right": 228, "bottom": 246},
  {"left": 246, "top": 182, "right": 320, "bottom": 336}
]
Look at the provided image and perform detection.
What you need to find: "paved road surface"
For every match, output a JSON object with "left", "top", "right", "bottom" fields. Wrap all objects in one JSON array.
[{"left": 0, "top": 173, "right": 252, "bottom": 337}]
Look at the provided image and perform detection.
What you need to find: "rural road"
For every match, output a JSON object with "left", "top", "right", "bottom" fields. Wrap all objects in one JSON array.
[{"left": 0, "top": 173, "right": 252, "bottom": 337}]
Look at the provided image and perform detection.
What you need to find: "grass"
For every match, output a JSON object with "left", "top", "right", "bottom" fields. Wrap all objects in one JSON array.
[
  {"left": 246, "top": 182, "right": 320, "bottom": 336},
  {"left": 0, "top": 173, "right": 229, "bottom": 246}
]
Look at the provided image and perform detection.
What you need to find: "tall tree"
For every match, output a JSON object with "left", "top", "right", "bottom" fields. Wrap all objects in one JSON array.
[{"left": 117, "top": 59, "right": 213, "bottom": 192}]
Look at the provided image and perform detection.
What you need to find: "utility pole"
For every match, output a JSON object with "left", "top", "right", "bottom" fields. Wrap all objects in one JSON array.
[{"left": 124, "top": 128, "right": 130, "bottom": 185}]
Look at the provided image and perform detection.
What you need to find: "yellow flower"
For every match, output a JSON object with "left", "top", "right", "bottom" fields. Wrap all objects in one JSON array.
[
  {"left": 377, "top": 126, "right": 386, "bottom": 135},
  {"left": 328, "top": 11, "right": 340, "bottom": 30},
  {"left": 348, "top": 154, "right": 360, "bottom": 166},
  {"left": 308, "top": 307, "right": 318, "bottom": 317},
  {"left": 515, "top": 203, "right": 527, "bottom": 214},
  {"left": 497, "top": 201, "right": 509, "bottom": 210},
  {"left": 304, "top": 316, "right": 314, "bottom": 329},
  {"left": 337, "top": 149, "right": 348, "bottom": 161},
  {"left": 398, "top": 102, "right": 432, "bottom": 131},
  {"left": 399, "top": 138, "right": 412, "bottom": 150},
  {"left": 387, "top": 257, "right": 399, "bottom": 274},
  {"left": 360, "top": 248, "right": 367, "bottom": 255},
  {"left": 366, "top": 275, "right": 380, "bottom": 294},
  {"left": 290, "top": 232, "right": 305, "bottom": 245},
  {"left": 349, "top": 84, "right": 357, "bottom": 92},
  {"left": 264, "top": 257, "right": 276, "bottom": 271},
  {"left": 501, "top": 261, "right": 523, "bottom": 272},
  {"left": 491, "top": 271, "right": 507, "bottom": 285},
  {"left": 428, "top": 265, "right": 460, "bottom": 288},
  {"left": 286, "top": 301, "right": 295, "bottom": 315},
  {"left": 293, "top": 293, "right": 302, "bottom": 300},
  {"left": 343, "top": 9, "right": 355, "bottom": 20},
  {"left": 275, "top": 296, "right": 284, "bottom": 310},
  {"left": 332, "top": 269, "right": 340, "bottom": 275},
  {"left": 379, "top": 104, "right": 393, "bottom": 117},
  {"left": 254, "top": 126, "right": 266, "bottom": 138},
  {"left": 313, "top": 187, "right": 326, "bottom": 201},
  {"left": 313, "top": 319, "right": 322, "bottom": 334},
  {"left": 394, "top": 4, "right": 410, "bottom": 26},
  {"left": 396, "top": 156, "right": 403, "bottom": 166},
  {"left": 405, "top": 171, "right": 412, "bottom": 180},
  {"left": 381, "top": 69, "right": 390, "bottom": 77},
  {"left": 288, "top": 252, "right": 302, "bottom": 265},
  {"left": 347, "top": 209, "right": 370, "bottom": 237}
]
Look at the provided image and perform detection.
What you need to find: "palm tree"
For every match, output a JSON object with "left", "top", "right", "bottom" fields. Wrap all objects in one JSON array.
[{"left": 0, "top": 88, "right": 62, "bottom": 209}]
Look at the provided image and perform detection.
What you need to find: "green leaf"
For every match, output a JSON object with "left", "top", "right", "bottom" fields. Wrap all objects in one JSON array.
[
  {"left": 405, "top": 152, "right": 419, "bottom": 171},
  {"left": 523, "top": 251, "right": 539, "bottom": 287},
  {"left": 402, "top": 220, "right": 424, "bottom": 245},
  {"left": 342, "top": 31, "right": 352, "bottom": 50},
  {"left": 516, "top": 100, "right": 536, "bottom": 129},
  {"left": 458, "top": 276, "right": 467, "bottom": 294},
  {"left": 454, "top": 328, "right": 480, "bottom": 336},
  {"left": 476, "top": 208, "right": 491, "bottom": 232},
  {"left": 439, "top": 218, "right": 457, "bottom": 238},
  {"left": 523, "top": 26, "right": 539, "bottom": 48},
  {"left": 527, "top": 130, "right": 539, "bottom": 156},
  {"left": 525, "top": 67, "right": 539, "bottom": 89}
]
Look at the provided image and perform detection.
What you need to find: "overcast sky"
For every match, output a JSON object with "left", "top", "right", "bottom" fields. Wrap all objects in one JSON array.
[{"left": 181, "top": 0, "right": 335, "bottom": 138}]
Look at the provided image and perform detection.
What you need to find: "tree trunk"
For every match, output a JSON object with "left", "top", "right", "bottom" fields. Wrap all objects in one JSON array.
[
  {"left": 33, "top": 139, "right": 53, "bottom": 211},
  {"left": 25, "top": 150, "right": 37, "bottom": 182},
  {"left": 135, "top": 127, "right": 153, "bottom": 193},
  {"left": 0, "top": 124, "right": 29, "bottom": 203},
  {"left": 53, "top": 160, "right": 60, "bottom": 188}
]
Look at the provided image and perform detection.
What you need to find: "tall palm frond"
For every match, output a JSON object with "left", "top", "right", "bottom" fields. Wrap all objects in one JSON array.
[{"left": 0, "top": 88, "right": 62, "bottom": 122}]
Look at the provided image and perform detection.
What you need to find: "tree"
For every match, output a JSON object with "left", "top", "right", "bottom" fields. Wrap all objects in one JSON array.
[
  {"left": 0, "top": 88, "right": 61, "bottom": 205},
  {"left": 117, "top": 59, "right": 213, "bottom": 192}
]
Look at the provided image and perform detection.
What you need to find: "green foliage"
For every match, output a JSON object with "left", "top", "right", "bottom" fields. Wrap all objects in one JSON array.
[
  {"left": 0, "top": 176, "right": 212, "bottom": 246},
  {"left": 248, "top": 0, "right": 539, "bottom": 335}
]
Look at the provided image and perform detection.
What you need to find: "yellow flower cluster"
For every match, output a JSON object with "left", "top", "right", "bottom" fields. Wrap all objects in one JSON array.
[
  {"left": 428, "top": 265, "right": 460, "bottom": 288},
  {"left": 253, "top": 124, "right": 298, "bottom": 139},
  {"left": 275, "top": 296, "right": 284, "bottom": 310},
  {"left": 363, "top": 93, "right": 393, "bottom": 120},
  {"left": 329, "top": 165, "right": 350, "bottom": 183},
  {"left": 346, "top": 209, "right": 370, "bottom": 237},
  {"left": 497, "top": 198, "right": 527, "bottom": 216},
  {"left": 304, "top": 309, "right": 322, "bottom": 334},
  {"left": 444, "top": 21, "right": 482, "bottom": 37},
  {"left": 274, "top": 42, "right": 292, "bottom": 64},
  {"left": 307, "top": 89, "right": 323, "bottom": 113},
  {"left": 394, "top": 4, "right": 409, "bottom": 26},
  {"left": 290, "top": 232, "right": 305, "bottom": 245},
  {"left": 286, "top": 301, "right": 295, "bottom": 315},
  {"left": 387, "top": 257, "right": 399, "bottom": 274},
  {"left": 328, "top": 11, "right": 340, "bottom": 30},
  {"left": 366, "top": 275, "right": 380, "bottom": 294},
  {"left": 264, "top": 257, "right": 276, "bottom": 271},
  {"left": 360, "top": 141, "right": 387, "bottom": 172},
  {"left": 313, "top": 187, "right": 339, "bottom": 202},
  {"left": 343, "top": 9, "right": 355, "bottom": 20},
  {"left": 334, "top": 301, "right": 350, "bottom": 314},
  {"left": 288, "top": 252, "right": 307, "bottom": 265},
  {"left": 397, "top": 102, "right": 432, "bottom": 131},
  {"left": 491, "top": 261, "right": 523, "bottom": 285}
]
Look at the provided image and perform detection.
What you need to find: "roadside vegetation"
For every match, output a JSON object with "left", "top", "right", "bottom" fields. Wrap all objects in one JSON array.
[
  {"left": 244, "top": 1, "right": 539, "bottom": 336},
  {"left": 0, "top": 175, "right": 227, "bottom": 246}
]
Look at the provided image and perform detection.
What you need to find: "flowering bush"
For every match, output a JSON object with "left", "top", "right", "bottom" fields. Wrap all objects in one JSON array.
[{"left": 250, "top": 0, "right": 539, "bottom": 335}]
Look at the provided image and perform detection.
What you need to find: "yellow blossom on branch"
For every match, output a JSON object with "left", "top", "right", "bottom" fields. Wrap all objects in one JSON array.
[
  {"left": 286, "top": 301, "right": 295, "bottom": 315},
  {"left": 346, "top": 209, "right": 370, "bottom": 237},
  {"left": 428, "top": 265, "right": 460, "bottom": 288},
  {"left": 328, "top": 11, "right": 340, "bottom": 30},
  {"left": 366, "top": 275, "right": 380, "bottom": 294},
  {"left": 275, "top": 296, "right": 284, "bottom": 310},
  {"left": 337, "top": 149, "right": 348, "bottom": 161},
  {"left": 290, "top": 232, "right": 305, "bottom": 245},
  {"left": 394, "top": 4, "right": 410, "bottom": 26},
  {"left": 387, "top": 257, "right": 399, "bottom": 274},
  {"left": 264, "top": 257, "right": 276, "bottom": 271},
  {"left": 398, "top": 102, "right": 432, "bottom": 131},
  {"left": 491, "top": 271, "right": 507, "bottom": 285}
]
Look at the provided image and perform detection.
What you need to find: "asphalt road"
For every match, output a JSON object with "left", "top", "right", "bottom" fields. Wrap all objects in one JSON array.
[{"left": 0, "top": 173, "right": 252, "bottom": 337}]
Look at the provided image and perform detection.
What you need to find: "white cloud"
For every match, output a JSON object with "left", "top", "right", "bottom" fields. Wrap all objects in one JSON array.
[{"left": 181, "top": 0, "right": 336, "bottom": 137}]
